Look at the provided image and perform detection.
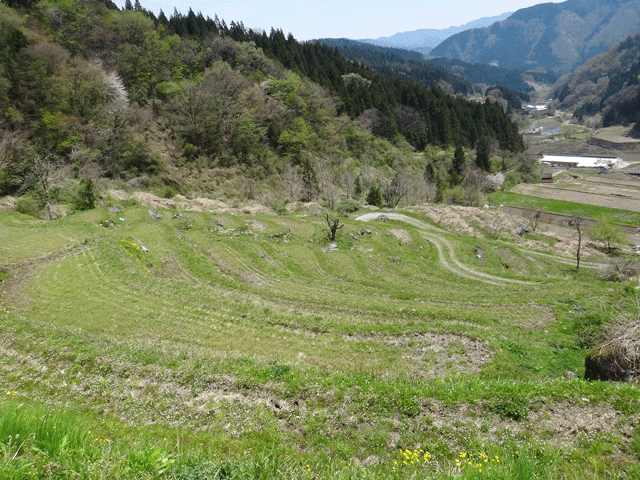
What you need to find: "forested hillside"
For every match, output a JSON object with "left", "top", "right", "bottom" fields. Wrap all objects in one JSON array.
[
  {"left": 313, "top": 38, "right": 474, "bottom": 94},
  {"left": 314, "top": 38, "right": 558, "bottom": 94},
  {"left": 552, "top": 32, "right": 640, "bottom": 132},
  {"left": 0, "top": 0, "right": 524, "bottom": 212}
]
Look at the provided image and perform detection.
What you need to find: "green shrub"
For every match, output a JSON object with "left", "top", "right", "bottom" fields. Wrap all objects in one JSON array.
[
  {"left": 490, "top": 398, "right": 530, "bottom": 421},
  {"left": 336, "top": 199, "right": 360, "bottom": 214},
  {"left": 442, "top": 186, "right": 463, "bottom": 205},
  {"left": 74, "top": 178, "right": 96, "bottom": 211},
  {"left": 182, "top": 143, "right": 199, "bottom": 162},
  {"left": 162, "top": 185, "right": 177, "bottom": 199},
  {"left": 15, "top": 196, "right": 40, "bottom": 217},
  {"left": 271, "top": 201, "right": 288, "bottom": 215},
  {"left": 366, "top": 185, "right": 382, "bottom": 207},
  {"left": 502, "top": 172, "right": 518, "bottom": 191}
]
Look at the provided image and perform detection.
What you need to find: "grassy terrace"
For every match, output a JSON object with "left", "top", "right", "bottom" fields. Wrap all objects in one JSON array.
[
  {"left": 1, "top": 205, "right": 639, "bottom": 479},
  {"left": 490, "top": 191, "right": 640, "bottom": 226}
]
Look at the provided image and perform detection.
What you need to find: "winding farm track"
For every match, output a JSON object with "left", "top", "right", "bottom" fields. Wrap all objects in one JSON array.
[{"left": 356, "top": 213, "right": 600, "bottom": 285}]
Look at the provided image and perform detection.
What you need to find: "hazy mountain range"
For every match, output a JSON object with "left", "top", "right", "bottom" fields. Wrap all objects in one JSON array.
[{"left": 358, "top": 12, "right": 512, "bottom": 55}]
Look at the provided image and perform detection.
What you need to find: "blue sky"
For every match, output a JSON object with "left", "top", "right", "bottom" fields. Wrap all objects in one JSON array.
[{"left": 115, "top": 0, "right": 566, "bottom": 41}]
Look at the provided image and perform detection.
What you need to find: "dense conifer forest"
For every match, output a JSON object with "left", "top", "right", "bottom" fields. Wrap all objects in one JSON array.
[{"left": 314, "top": 38, "right": 558, "bottom": 95}]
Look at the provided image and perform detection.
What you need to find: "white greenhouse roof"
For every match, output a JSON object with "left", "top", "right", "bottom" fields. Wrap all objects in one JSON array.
[{"left": 540, "top": 155, "right": 622, "bottom": 168}]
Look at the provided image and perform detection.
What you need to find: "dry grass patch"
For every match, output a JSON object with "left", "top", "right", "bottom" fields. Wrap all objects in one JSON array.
[
  {"left": 0, "top": 195, "right": 16, "bottom": 211},
  {"left": 389, "top": 229, "right": 411, "bottom": 243},
  {"left": 586, "top": 320, "right": 640, "bottom": 382},
  {"left": 415, "top": 399, "right": 635, "bottom": 450},
  {"left": 379, "top": 333, "right": 493, "bottom": 378}
]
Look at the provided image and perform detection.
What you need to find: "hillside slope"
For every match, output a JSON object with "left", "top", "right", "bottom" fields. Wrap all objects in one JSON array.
[
  {"left": 314, "top": 38, "right": 557, "bottom": 93},
  {"left": 312, "top": 38, "right": 474, "bottom": 94},
  {"left": 430, "top": 0, "right": 640, "bottom": 74},
  {"left": 551, "top": 31, "right": 640, "bottom": 130},
  {"left": 0, "top": 0, "right": 524, "bottom": 205}
]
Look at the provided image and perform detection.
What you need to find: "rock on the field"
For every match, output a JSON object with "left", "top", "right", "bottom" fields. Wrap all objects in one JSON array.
[{"left": 148, "top": 209, "right": 162, "bottom": 221}]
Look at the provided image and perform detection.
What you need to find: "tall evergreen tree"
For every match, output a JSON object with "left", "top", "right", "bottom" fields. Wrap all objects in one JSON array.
[
  {"left": 366, "top": 185, "right": 383, "bottom": 208},
  {"left": 186, "top": 9, "right": 199, "bottom": 37},
  {"left": 354, "top": 176, "right": 363, "bottom": 198},
  {"left": 124, "top": 0, "right": 133, "bottom": 11},
  {"left": 449, "top": 145, "right": 465, "bottom": 185},
  {"left": 158, "top": 10, "right": 168, "bottom": 26},
  {"left": 475, "top": 137, "right": 491, "bottom": 172},
  {"left": 452, "top": 146, "right": 465, "bottom": 176}
]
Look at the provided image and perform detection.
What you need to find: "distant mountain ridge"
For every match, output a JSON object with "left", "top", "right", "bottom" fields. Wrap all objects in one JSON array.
[
  {"left": 358, "top": 12, "right": 512, "bottom": 55},
  {"left": 314, "top": 38, "right": 558, "bottom": 93},
  {"left": 430, "top": 0, "right": 640, "bottom": 74}
]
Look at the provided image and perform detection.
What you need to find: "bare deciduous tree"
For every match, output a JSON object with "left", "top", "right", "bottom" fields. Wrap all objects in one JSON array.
[
  {"left": 463, "top": 169, "right": 488, "bottom": 207},
  {"left": 242, "top": 177, "right": 257, "bottom": 199},
  {"left": 0, "top": 130, "right": 27, "bottom": 170},
  {"left": 342, "top": 170, "right": 355, "bottom": 199},
  {"left": 360, "top": 164, "right": 376, "bottom": 192},
  {"left": 487, "top": 213, "right": 505, "bottom": 240},
  {"left": 383, "top": 171, "right": 409, "bottom": 208},
  {"left": 32, "top": 152, "right": 57, "bottom": 221},
  {"left": 282, "top": 164, "right": 302, "bottom": 201},
  {"left": 527, "top": 210, "right": 542, "bottom": 233},
  {"left": 314, "top": 155, "right": 333, "bottom": 195},
  {"left": 324, "top": 183, "right": 338, "bottom": 210},
  {"left": 405, "top": 171, "right": 433, "bottom": 205},
  {"left": 325, "top": 213, "right": 344, "bottom": 241}
]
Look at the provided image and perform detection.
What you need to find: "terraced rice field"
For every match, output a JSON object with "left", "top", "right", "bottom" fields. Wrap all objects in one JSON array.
[
  {"left": 513, "top": 181, "right": 640, "bottom": 212},
  {"left": 1, "top": 204, "right": 640, "bottom": 479}
]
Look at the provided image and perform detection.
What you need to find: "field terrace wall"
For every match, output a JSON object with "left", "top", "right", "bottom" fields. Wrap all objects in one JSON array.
[{"left": 587, "top": 137, "right": 640, "bottom": 151}]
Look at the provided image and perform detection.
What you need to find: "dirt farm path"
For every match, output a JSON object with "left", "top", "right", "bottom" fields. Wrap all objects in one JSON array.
[{"left": 356, "top": 213, "right": 539, "bottom": 286}]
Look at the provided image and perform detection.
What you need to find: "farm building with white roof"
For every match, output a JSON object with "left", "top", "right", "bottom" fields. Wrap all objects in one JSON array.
[
  {"left": 524, "top": 105, "right": 548, "bottom": 112},
  {"left": 539, "top": 155, "right": 622, "bottom": 169}
]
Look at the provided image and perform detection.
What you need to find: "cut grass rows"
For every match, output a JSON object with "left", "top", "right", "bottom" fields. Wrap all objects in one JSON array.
[{"left": 2, "top": 206, "right": 640, "bottom": 478}]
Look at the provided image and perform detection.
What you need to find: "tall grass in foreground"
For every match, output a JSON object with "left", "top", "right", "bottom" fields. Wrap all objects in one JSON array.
[
  {"left": 0, "top": 399, "right": 174, "bottom": 479},
  {"left": 0, "top": 400, "right": 93, "bottom": 458},
  {"left": 3, "top": 397, "right": 637, "bottom": 479},
  {"left": 170, "top": 441, "right": 625, "bottom": 480},
  {"left": 0, "top": 399, "right": 100, "bottom": 479}
]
